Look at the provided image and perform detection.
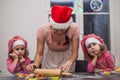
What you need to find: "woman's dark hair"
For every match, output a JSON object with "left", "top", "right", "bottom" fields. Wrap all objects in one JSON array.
[{"left": 63, "top": 29, "right": 70, "bottom": 45}]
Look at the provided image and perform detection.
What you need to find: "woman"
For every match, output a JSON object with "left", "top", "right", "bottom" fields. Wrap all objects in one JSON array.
[{"left": 27, "top": 5, "right": 80, "bottom": 73}]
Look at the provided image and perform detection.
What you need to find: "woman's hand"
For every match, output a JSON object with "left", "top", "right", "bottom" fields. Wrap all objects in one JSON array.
[
  {"left": 59, "top": 60, "right": 73, "bottom": 72},
  {"left": 26, "top": 63, "right": 38, "bottom": 73}
]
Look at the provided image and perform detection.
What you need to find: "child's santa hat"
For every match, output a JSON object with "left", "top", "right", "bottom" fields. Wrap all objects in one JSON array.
[
  {"left": 49, "top": 5, "right": 73, "bottom": 30},
  {"left": 8, "top": 35, "right": 27, "bottom": 53},
  {"left": 81, "top": 34, "right": 104, "bottom": 53},
  {"left": 85, "top": 37, "right": 102, "bottom": 47}
]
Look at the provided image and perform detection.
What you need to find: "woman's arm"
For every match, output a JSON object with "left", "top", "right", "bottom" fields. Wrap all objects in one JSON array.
[
  {"left": 34, "top": 37, "right": 45, "bottom": 68},
  {"left": 70, "top": 38, "right": 79, "bottom": 63},
  {"left": 60, "top": 38, "right": 79, "bottom": 72},
  {"left": 26, "top": 37, "right": 45, "bottom": 72}
]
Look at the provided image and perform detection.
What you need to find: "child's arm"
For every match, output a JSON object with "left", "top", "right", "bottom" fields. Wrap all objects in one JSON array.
[
  {"left": 91, "top": 55, "right": 98, "bottom": 65},
  {"left": 103, "top": 53, "right": 115, "bottom": 71},
  {"left": 7, "top": 53, "right": 19, "bottom": 73},
  {"left": 87, "top": 55, "right": 98, "bottom": 72},
  {"left": 94, "top": 53, "right": 115, "bottom": 72},
  {"left": 20, "top": 56, "right": 31, "bottom": 72},
  {"left": 7, "top": 58, "right": 18, "bottom": 73},
  {"left": 94, "top": 68, "right": 103, "bottom": 72},
  {"left": 20, "top": 56, "right": 27, "bottom": 72}
]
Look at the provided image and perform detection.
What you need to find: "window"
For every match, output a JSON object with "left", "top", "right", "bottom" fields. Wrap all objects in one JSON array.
[
  {"left": 83, "top": 0, "right": 110, "bottom": 50},
  {"left": 50, "top": 0, "right": 74, "bottom": 7}
]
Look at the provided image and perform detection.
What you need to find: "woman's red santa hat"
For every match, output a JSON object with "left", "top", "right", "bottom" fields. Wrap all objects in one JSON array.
[
  {"left": 8, "top": 35, "right": 27, "bottom": 53},
  {"left": 49, "top": 5, "right": 73, "bottom": 30},
  {"left": 81, "top": 34, "right": 105, "bottom": 54}
]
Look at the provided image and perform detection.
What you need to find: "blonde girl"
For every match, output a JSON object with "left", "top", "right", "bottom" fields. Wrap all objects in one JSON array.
[{"left": 81, "top": 34, "right": 115, "bottom": 73}]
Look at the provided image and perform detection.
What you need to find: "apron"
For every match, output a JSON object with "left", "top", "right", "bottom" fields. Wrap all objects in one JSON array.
[{"left": 41, "top": 43, "right": 75, "bottom": 72}]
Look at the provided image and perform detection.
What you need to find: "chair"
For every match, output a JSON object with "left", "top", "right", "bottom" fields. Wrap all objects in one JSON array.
[{"left": 75, "top": 60, "right": 88, "bottom": 72}]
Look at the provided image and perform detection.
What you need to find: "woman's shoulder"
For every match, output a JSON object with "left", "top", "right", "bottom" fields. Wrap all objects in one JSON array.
[
  {"left": 36, "top": 22, "right": 51, "bottom": 40},
  {"left": 37, "top": 22, "right": 51, "bottom": 34},
  {"left": 38, "top": 22, "right": 51, "bottom": 30},
  {"left": 69, "top": 22, "right": 80, "bottom": 31},
  {"left": 67, "top": 22, "right": 80, "bottom": 36},
  {"left": 69, "top": 22, "right": 79, "bottom": 28}
]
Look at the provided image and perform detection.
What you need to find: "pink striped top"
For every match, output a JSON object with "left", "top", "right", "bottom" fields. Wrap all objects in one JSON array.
[{"left": 87, "top": 51, "right": 115, "bottom": 72}]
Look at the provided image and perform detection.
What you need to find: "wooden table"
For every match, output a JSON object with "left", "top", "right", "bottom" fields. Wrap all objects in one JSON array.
[{"left": 0, "top": 72, "right": 120, "bottom": 80}]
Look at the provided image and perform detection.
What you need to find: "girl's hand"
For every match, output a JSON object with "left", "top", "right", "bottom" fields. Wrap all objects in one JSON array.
[
  {"left": 94, "top": 68, "right": 103, "bottom": 72},
  {"left": 59, "top": 60, "right": 72, "bottom": 72},
  {"left": 89, "top": 52, "right": 97, "bottom": 57},
  {"left": 10, "top": 53, "right": 18, "bottom": 60},
  {"left": 19, "top": 56, "right": 25, "bottom": 64}
]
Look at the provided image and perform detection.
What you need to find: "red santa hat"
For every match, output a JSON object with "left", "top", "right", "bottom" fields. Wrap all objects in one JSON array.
[
  {"left": 8, "top": 35, "right": 27, "bottom": 53},
  {"left": 81, "top": 34, "right": 104, "bottom": 53},
  {"left": 49, "top": 5, "right": 73, "bottom": 30}
]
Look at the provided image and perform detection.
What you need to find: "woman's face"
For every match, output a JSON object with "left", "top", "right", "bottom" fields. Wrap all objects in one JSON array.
[
  {"left": 87, "top": 42, "right": 101, "bottom": 57},
  {"left": 13, "top": 45, "right": 26, "bottom": 57},
  {"left": 52, "top": 28, "right": 66, "bottom": 36}
]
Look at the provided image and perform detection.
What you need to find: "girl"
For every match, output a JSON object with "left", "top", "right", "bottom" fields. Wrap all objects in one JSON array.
[
  {"left": 81, "top": 34, "right": 115, "bottom": 73},
  {"left": 7, "top": 35, "right": 31, "bottom": 74}
]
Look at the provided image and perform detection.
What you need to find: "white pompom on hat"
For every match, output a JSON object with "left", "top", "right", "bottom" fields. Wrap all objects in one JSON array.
[
  {"left": 85, "top": 37, "right": 102, "bottom": 47},
  {"left": 49, "top": 5, "right": 73, "bottom": 30}
]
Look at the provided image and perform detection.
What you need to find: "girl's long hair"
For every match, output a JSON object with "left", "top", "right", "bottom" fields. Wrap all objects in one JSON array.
[{"left": 85, "top": 44, "right": 107, "bottom": 60}]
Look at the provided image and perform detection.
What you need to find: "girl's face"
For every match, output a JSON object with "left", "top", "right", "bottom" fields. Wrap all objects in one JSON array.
[
  {"left": 87, "top": 42, "right": 101, "bottom": 57},
  {"left": 13, "top": 45, "right": 26, "bottom": 57}
]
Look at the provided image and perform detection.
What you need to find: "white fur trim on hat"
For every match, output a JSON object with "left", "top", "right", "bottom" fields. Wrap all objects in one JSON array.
[
  {"left": 85, "top": 38, "right": 101, "bottom": 47},
  {"left": 49, "top": 16, "right": 72, "bottom": 30},
  {"left": 13, "top": 40, "right": 25, "bottom": 48}
]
